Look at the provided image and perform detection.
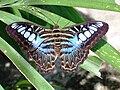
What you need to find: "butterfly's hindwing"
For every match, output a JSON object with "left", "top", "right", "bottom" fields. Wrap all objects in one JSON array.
[{"left": 6, "top": 21, "right": 108, "bottom": 72}]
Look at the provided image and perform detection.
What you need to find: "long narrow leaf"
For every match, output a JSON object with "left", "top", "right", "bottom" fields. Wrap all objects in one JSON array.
[
  {"left": 0, "top": 85, "right": 4, "bottom": 90},
  {"left": 92, "top": 39, "right": 120, "bottom": 71},
  {"left": 0, "top": 10, "right": 30, "bottom": 24},
  {"left": 0, "top": 0, "right": 120, "bottom": 12},
  {"left": 0, "top": 37, "right": 54, "bottom": 90},
  {"left": 81, "top": 56, "right": 102, "bottom": 77},
  {"left": 18, "top": 6, "right": 75, "bottom": 28}
]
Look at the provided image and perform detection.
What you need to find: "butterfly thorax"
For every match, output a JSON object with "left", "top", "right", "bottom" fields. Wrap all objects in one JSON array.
[
  {"left": 42, "top": 28, "right": 76, "bottom": 57},
  {"left": 52, "top": 29, "right": 61, "bottom": 56}
]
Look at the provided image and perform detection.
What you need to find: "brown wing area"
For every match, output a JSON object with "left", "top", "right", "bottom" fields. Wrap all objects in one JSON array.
[
  {"left": 6, "top": 22, "right": 56, "bottom": 73},
  {"left": 61, "top": 48, "right": 89, "bottom": 72},
  {"left": 60, "top": 21, "right": 108, "bottom": 72},
  {"left": 29, "top": 50, "right": 56, "bottom": 73}
]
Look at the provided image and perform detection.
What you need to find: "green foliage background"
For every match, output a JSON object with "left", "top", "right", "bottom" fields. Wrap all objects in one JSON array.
[{"left": 0, "top": 0, "right": 120, "bottom": 90}]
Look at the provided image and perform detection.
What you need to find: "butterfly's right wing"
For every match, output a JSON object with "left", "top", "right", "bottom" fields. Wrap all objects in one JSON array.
[
  {"left": 6, "top": 22, "right": 56, "bottom": 72},
  {"left": 60, "top": 21, "right": 108, "bottom": 71}
]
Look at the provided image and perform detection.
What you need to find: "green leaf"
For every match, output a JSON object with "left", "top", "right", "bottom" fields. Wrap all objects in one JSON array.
[
  {"left": 0, "top": 37, "right": 54, "bottom": 90},
  {"left": 91, "top": 39, "right": 120, "bottom": 71},
  {"left": 81, "top": 56, "right": 102, "bottom": 77},
  {"left": 0, "top": 1, "right": 120, "bottom": 90},
  {"left": 1, "top": 0, "right": 120, "bottom": 12},
  {"left": 18, "top": 6, "right": 75, "bottom": 28},
  {"left": 0, "top": 85, "right": 4, "bottom": 90},
  {"left": 0, "top": 10, "right": 30, "bottom": 24},
  {"left": 15, "top": 80, "right": 32, "bottom": 88},
  {"left": 0, "top": 4, "right": 120, "bottom": 90},
  {"left": 0, "top": 0, "right": 18, "bottom": 6}
]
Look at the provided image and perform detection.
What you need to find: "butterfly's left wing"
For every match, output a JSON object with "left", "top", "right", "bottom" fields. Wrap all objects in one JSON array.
[
  {"left": 6, "top": 22, "right": 56, "bottom": 72},
  {"left": 60, "top": 21, "right": 108, "bottom": 71}
]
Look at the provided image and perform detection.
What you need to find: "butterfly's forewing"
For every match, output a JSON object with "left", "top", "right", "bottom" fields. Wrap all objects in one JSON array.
[
  {"left": 60, "top": 21, "right": 108, "bottom": 71},
  {"left": 6, "top": 22, "right": 56, "bottom": 72}
]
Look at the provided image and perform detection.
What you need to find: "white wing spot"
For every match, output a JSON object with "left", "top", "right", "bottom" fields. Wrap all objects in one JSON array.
[
  {"left": 11, "top": 23, "right": 18, "bottom": 29},
  {"left": 89, "top": 29, "right": 94, "bottom": 34},
  {"left": 82, "top": 27, "right": 87, "bottom": 31},
  {"left": 28, "top": 28, "right": 32, "bottom": 31},
  {"left": 24, "top": 32, "right": 30, "bottom": 38},
  {"left": 79, "top": 33, "right": 87, "bottom": 41},
  {"left": 96, "top": 22, "right": 103, "bottom": 27},
  {"left": 74, "top": 26, "right": 79, "bottom": 31},
  {"left": 69, "top": 28, "right": 76, "bottom": 33},
  {"left": 91, "top": 24, "right": 97, "bottom": 28},
  {"left": 28, "top": 33, "right": 36, "bottom": 41},
  {"left": 31, "top": 25, "right": 34, "bottom": 28},
  {"left": 18, "top": 27, "right": 26, "bottom": 32},
  {"left": 17, "top": 25, "right": 23, "bottom": 29},
  {"left": 89, "top": 26, "right": 97, "bottom": 31},
  {"left": 84, "top": 31, "right": 91, "bottom": 38},
  {"left": 21, "top": 30, "right": 25, "bottom": 35},
  {"left": 37, "top": 28, "right": 44, "bottom": 33},
  {"left": 80, "top": 25, "right": 83, "bottom": 28}
]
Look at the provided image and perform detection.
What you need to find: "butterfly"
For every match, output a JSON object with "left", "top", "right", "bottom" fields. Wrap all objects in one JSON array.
[{"left": 6, "top": 21, "right": 108, "bottom": 72}]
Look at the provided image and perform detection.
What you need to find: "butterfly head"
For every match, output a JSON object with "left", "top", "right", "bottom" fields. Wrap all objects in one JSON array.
[{"left": 53, "top": 25, "right": 59, "bottom": 29}]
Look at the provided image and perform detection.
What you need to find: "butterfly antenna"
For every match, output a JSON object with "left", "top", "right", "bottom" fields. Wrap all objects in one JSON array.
[
  {"left": 52, "top": 16, "right": 62, "bottom": 29},
  {"left": 56, "top": 17, "right": 61, "bottom": 26},
  {"left": 63, "top": 21, "right": 71, "bottom": 28}
]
